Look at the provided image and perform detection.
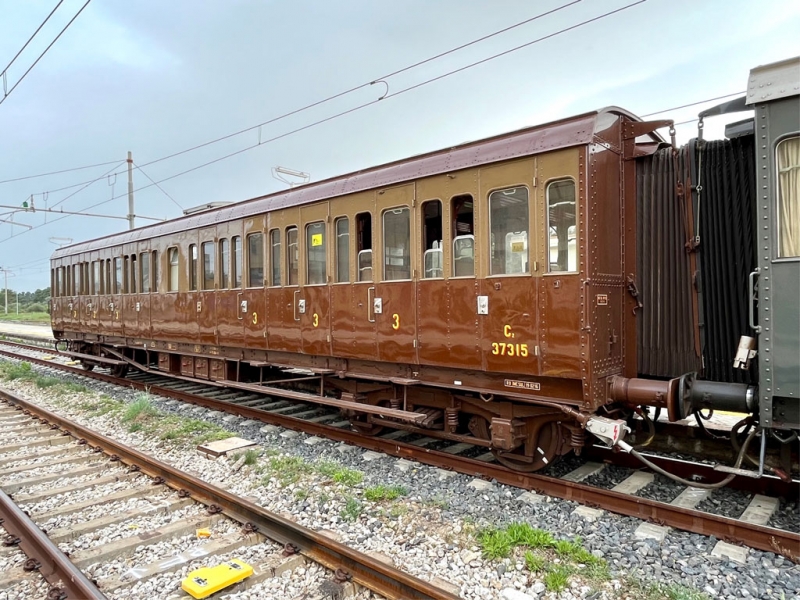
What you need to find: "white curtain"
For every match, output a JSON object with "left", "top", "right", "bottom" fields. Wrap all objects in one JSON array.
[{"left": 777, "top": 136, "right": 800, "bottom": 258}]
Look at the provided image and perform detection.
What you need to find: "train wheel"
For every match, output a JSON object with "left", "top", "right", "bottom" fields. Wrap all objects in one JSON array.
[
  {"left": 492, "top": 420, "right": 562, "bottom": 473},
  {"left": 467, "top": 415, "right": 491, "bottom": 440},
  {"left": 349, "top": 400, "right": 389, "bottom": 436},
  {"left": 111, "top": 363, "right": 129, "bottom": 378}
]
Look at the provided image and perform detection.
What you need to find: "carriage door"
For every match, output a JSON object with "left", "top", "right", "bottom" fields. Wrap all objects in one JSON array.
[
  {"left": 337, "top": 193, "right": 378, "bottom": 361},
  {"left": 299, "top": 203, "right": 332, "bottom": 356},
  {"left": 106, "top": 252, "right": 124, "bottom": 337},
  {"left": 197, "top": 229, "right": 217, "bottom": 346},
  {"left": 215, "top": 223, "right": 244, "bottom": 349},
  {"left": 265, "top": 209, "right": 303, "bottom": 354},
  {"left": 375, "top": 184, "right": 418, "bottom": 365},
  {"left": 538, "top": 150, "right": 585, "bottom": 379},
  {"left": 479, "top": 160, "right": 539, "bottom": 376},
  {"left": 241, "top": 217, "right": 267, "bottom": 350}
]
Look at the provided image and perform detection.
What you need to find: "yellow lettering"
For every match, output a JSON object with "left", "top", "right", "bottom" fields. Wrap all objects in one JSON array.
[
  {"left": 503, "top": 325, "right": 512, "bottom": 338},
  {"left": 392, "top": 313, "right": 400, "bottom": 330},
  {"left": 491, "top": 342, "right": 499, "bottom": 355},
  {"left": 252, "top": 312, "right": 258, "bottom": 325},
  {"left": 508, "top": 344, "right": 516, "bottom": 357},
  {"left": 521, "top": 344, "right": 529, "bottom": 357},
  {"left": 313, "top": 313, "right": 319, "bottom": 327}
]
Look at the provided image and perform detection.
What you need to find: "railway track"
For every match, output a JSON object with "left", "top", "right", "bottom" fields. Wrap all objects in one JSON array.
[
  {"left": 0, "top": 340, "right": 798, "bottom": 568},
  {"left": 0, "top": 385, "right": 459, "bottom": 600}
]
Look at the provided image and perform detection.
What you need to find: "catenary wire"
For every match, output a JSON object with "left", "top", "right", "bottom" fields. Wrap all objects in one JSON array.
[
  {"left": 0, "top": 0, "right": 65, "bottom": 83},
  {"left": 0, "top": 160, "right": 122, "bottom": 185},
  {"left": 2, "top": 0, "right": 649, "bottom": 244},
  {"left": 0, "top": 0, "right": 92, "bottom": 107},
  {"left": 641, "top": 91, "right": 747, "bottom": 117},
  {"left": 12, "top": 0, "right": 586, "bottom": 194},
  {"left": 132, "top": 161, "right": 184, "bottom": 211}
]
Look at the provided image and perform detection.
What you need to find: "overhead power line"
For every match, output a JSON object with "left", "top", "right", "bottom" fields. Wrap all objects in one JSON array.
[
  {"left": 13, "top": 0, "right": 587, "bottom": 196},
  {"left": 0, "top": 0, "right": 93, "bottom": 107},
  {"left": 0, "top": 0, "right": 65, "bottom": 84},
  {"left": 641, "top": 91, "right": 747, "bottom": 117},
  {"left": 0, "top": 159, "right": 121, "bottom": 185}
]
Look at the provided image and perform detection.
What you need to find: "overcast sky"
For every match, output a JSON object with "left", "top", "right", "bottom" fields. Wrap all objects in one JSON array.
[{"left": 1, "top": 0, "right": 798, "bottom": 293}]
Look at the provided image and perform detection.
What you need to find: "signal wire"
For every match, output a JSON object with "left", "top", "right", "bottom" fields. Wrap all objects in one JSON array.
[
  {"left": 0, "top": 159, "right": 121, "bottom": 185},
  {"left": 0, "top": 0, "right": 93, "bottom": 107}
]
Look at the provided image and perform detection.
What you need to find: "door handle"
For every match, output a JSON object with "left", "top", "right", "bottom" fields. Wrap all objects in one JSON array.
[
  {"left": 748, "top": 268, "right": 761, "bottom": 333},
  {"left": 293, "top": 290, "right": 301, "bottom": 321},
  {"left": 237, "top": 293, "right": 244, "bottom": 320},
  {"left": 367, "top": 287, "right": 375, "bottom": 323}
]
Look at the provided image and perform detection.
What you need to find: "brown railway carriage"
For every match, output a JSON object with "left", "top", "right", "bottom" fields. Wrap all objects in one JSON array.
[{"left": 51, "top": 107, "right": 667, "bottom": 471}]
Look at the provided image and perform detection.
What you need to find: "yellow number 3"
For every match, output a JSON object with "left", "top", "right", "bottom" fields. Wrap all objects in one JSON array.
[
  {"left": 252, "top": 312, "right": 258, "bottom": 325},
  {"left": 392, "top": 313, "right": 400, "bottom": 330},
  {"left": 312, "top": 313, "right": 319, "bottom": 327}
]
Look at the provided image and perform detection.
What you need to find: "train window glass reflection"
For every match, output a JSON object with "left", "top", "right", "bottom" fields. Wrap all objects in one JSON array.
[
  {"left": 189, "top": 244, "right": 197, "bottom": 291},
  {"left": 92, "top": 261, "right": 100, "bottom": 295},
  {"left": 306, "top": 222, "right": 326, "bottom": 285},
  {"left": 546, "top": 180, "right": 577, "bottom": 272},
  {"left": 151, "top": 251, "right": 159, "bottom": 293},
  {"left": 356, "top": 212, "right": 372, "bottom": 282},
  {"left": 383, "top": 207, "right": 411, "bottom": 281},
  {"left": 452, "top": 195, "right": 474, "bottom": 277},
  {"left": 74, "top": 264, "right": 82, "bottom": 295},
  {"left": 335, "top": 217, "right": 349, "bottom": 283},
  {"left": 247, "top": 233, "right": 264, "bottom": 287},
  {"left": 269, "top": 230, "right": 280, "bottom": 286},
  {"left": 140, "top": 252, "right": 150, "bottom": 293},
  {"left": 114, "top": 257, "right": 122, "bottom": 295},
  {"left": 287, "top": 227, "right": 299, "bottom": 286},
  {"left": 105, "top": 260, "right": 111, "bottom": 295},
  {"left": 167, "top": 248, "right": 179, "bottom": 291},
  {"left": 489, "top": 186, "right": 529, "bottom": 275},
  {"left": 56, "top": 268, "right": 63, "bottom": 297},
  {"left": 219, "top": 239, "right": 229, "bottom": 289},
  {"left": 777, "top": 136, "right": 799, "bottom": 258},
  {"left": 422, "top": 200, "right": 442, "bottom": 279},
  {"left": 232, "top": 236, "right": 242, "bottom": 288},
  {"left": 202, "top": 241, "right": 215, "bottom": 290},
  {"left": 131, "top": 255, "right": 138, "bottom": 294}
]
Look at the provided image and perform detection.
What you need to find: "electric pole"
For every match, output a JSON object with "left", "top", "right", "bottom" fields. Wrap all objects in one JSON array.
[
  {"left": 0, "top": 267, "right": 11, "bottom": 315},
  {"left": 127, "top": 151, "right": 135, "bottom": 230}
]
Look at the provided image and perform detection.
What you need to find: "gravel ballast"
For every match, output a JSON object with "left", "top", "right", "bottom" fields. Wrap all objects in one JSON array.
[{"left": 0, "top": 355, "right": 797, "bottom": 600}]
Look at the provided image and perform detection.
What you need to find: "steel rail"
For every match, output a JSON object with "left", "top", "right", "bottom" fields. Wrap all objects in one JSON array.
[
  {"left": 0, "top": 389, "right": 458, "bottom": 600},
  {"left": 0, "top": 487, "right": 107, "bottom": 600},
  {"left": 1, "top": 344, "right": 799, "bottom": 562}
]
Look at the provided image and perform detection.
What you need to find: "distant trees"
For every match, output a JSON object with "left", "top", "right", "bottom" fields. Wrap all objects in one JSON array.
[{"left": 0, "top": 287, "right": 51, "bottom": 313}]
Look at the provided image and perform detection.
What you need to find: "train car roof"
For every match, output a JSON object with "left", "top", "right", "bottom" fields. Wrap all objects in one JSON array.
[{"left": 52, "top": 106, "right": 658, "bottom": 258}]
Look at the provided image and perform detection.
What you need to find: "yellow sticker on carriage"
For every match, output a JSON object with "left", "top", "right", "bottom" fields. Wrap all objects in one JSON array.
[{"left": 311, "top": 233, "right": 323, "bottom": 246}]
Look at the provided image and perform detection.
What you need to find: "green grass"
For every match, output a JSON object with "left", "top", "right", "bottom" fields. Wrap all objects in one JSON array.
[
  {"left": 316, "top": 460, "right": 364, "bottom": 486},
  {"left": 364, "top": 484, "right": 408, "bottom": 501},
  {"left": 477, "top": 523, "right": 610, "bottom": 592},
  {"left": 159, "top": 417, "right": 233, "bottom": 445},
  {"left": 294, "top": 488, "right": 309, "bottom": 501},
  {"left": 122, "top": 394, "right": 159, "bottom": 422},
  {"left": 0, "top": 312, "right": 51, "bottom": 322},
  {"left": 543, "top": 565, "right": 572, "bottom": 593},
  {"left": 78, "top": 394, "right": 123, "bottom": 417},
  {"left": 626, "top": 579, "right": 710, "bottom": 600},
  {"left": 230, "top": 448, "right": 260, "bottom": 466},
  {"left": 0, "top": 360, "right": 87, "bottom": 394},
  {"left": 261, "top": 455, "right": 313, "bottom": 486},
  {"left": 340, "top": 496, "right": 362, "bottom": 521}
]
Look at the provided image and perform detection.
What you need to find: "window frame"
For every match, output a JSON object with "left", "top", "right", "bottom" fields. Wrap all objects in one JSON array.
[
  {"left": 140, "top": 252, "right": 151, "bottom": 293},
  {"left": 246, "top": 232, "right": 264, "bottom": 288},
  {"left": 488, "top": 185, "right": 530, "bottom": 277},
  {"left": 544, "top": 177, "right": 578, "bottom": 274},
  {"left": 269, "top": 229, "right": 281, "bottom": 287},
  {"left": 232, "top": 236, "right": 242, "bottom": 289},
  {"left": 219, "top": 238, "right": 229, "bottom": 289},
  {"left": 201, "top": 240, "right": 215, "bottom": 290},
  {"left": 775, "top": 134, "right": 800, "bottom": 261},
  {"left": 421, "top": 199, "right": 443, "bottom": 280},
  {"left": 305, "top": 221, "right": 327, "bottom": 285},
  {"left": 188, "top": 244, "right": 198, "bottom": 291},
  {"left": 334, "top": 217, "right": 350, "bottom": 284},
  {"left": 286, "top": 226, "right": 299, "bottom": 286},
  {"left": 167, "top": 247, "right": 179, "bottom": 292}
]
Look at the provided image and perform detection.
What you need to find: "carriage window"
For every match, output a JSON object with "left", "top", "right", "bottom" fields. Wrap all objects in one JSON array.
[
  {"left": 306, "top": 222, "right": 326, "bottom": 285},
  {"left": 383, "top": 207, "right": 411, "bottom": 281},
  {"left": 151, "top": 251, "right": 159, "bottom": 292},
  {"left": 777, "top": 136, "right": 799, "bottom": 258},
  {"left": 219, "top": 239, "right": 229, "bottom": 289},
  {"left": 188, "top": 245, "right": 197, "bottom": 291},
  {"left": 232, "top": 236, "right": 242, "bottom": 288},
  {"left": 74, "top": 264, "right": 82, "bottom": 295},
  {"left": 140, "top": 252, "right": 150, "bottom": 293},
  {"left": 247, "top": 233, "right": 264, "bottom": 287},
  {"left": 287, "top": 227, "right": 299, "bottom": 286},
  {"left": 452, "top": 194, "right": 474, "bottom": 277},
  {"left": 269, "top": 230, "right": 280, "bottom": 286},
  {"left": 547, "top": 179, "right": 577, "bottom": 272},
  {"left": 335, "top": 218, "right": 349, "bottom": 283},
  {"left": 167, "top": 247, "right": 179, "bottom": 291},
  {"left": 490, "top": 186, "right": 529, "bottom": 275},
  {"left": 113, "top": 258, "right": 121, "bottom": 294},
  {"left": 356, "top": 212, "right": 372, "bottom": 282},
  {"left": 422, "top": 200, "right": 443, "bottom": 279},
  {"left": 130, "top": 255, "right": 138, "bottom": 293},
  {"left": 202, "top": 241, "right": 215, "bottom": 290},
  {"left": 56, "top": 267, "right": 63, "bottom": 297},
  {"left": 91, "top": 261, "right": 99, "bottom": 295}
]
